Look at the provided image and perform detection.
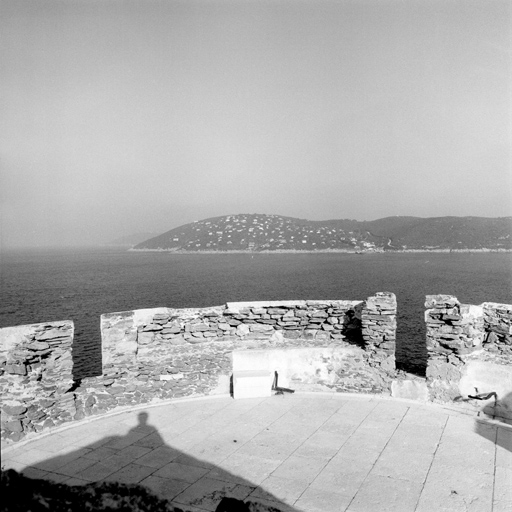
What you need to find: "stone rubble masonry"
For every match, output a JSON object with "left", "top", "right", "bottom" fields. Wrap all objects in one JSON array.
[
  {"left": 361, "top": 292, "right": 397, "bottom": 374},
  {"left": 1, "top": 294, "right": 400, "bottom": 443},
  {"left": 0, "top": 321, "right": 74, "bottom": 442},
  {"left": 99, "top": 297, "right": 399, "bottom": 376},
  {"left": 482, "top": 302, "right": 512, "bottom": 355},
  {"left": 4, "top": 292, "right": 509, "bottom": 443},
  {"left": 97, "top": 296, "right": 398, "bottom": 411},
  {"left": 425, "top": 295, "right": 512, "bottom": 421}
]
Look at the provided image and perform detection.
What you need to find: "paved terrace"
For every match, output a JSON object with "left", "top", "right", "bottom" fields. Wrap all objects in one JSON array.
[{"left": 2, "top": 393, "right": 511, "bottom": 512}]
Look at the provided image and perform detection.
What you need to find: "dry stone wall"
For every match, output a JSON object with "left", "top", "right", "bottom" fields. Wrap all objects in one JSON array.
[
  {"left": 482, "top": 302, "right": 512, "bottom": 358},
  {"left": 1, "top": 293, "right": 398, "bottom": 443},
  {"left": 425, "top": 295, "right": 512, "bottom": 420},
  {"left": 3, "top": 292, "right": 510, "bottom": 443},
  {"left": 100, "top": 297, "right": 398, "bottom": 378},
  {"left": 0, "top": 321, "right": 75, "bottom": 442},
  {"left": 362, "top": 292, "right": 397, "bottom": 372},
  {"left": 96, "top": 297, "right": 398, "bottom": 409},
  {"left": 222, "top": 300, "right": 364, "bottom": 343}
]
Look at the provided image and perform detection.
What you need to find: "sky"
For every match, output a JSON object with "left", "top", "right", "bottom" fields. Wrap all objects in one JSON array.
[{"left": 1, "top": 0, "right": 511, "bottom": 248}]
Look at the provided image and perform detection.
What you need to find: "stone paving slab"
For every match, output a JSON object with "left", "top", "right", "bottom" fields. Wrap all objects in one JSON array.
[{"left": 2, "top": 393, "right": 512, "bottom": 512}]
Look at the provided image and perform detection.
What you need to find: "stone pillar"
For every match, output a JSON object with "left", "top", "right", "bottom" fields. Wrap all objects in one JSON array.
[
  {"left": 482, "top": 302, "right": 512, "bottom": 357},
  {"left": 361, "top": 292, "right": 397, "bottom": 372},
  {"left": 425, "top": 295, "right": 485, "bottom": 401},
  {"left": 0, "top": 321, "right": 75, "bottom": 441}
]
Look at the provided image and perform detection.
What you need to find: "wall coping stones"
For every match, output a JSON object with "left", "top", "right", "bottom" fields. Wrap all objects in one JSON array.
[
  {"left": 226, "top": 300, "right": 307, "bottom": 312},
  {"left": 482, "top": 302, "right": 512, "bottom": 310},
  {"left": 132, "top": 307, "right": 170, "bottom": 326},
  {"left": 226, "top": 300, "right": 363, "bottom": 312}
]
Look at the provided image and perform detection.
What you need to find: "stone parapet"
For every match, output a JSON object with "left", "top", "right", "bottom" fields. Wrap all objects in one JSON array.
[
  {"left": 361, "top": 292, "right": 397, "bottom": 373},
  {"left": 425, "top": 295, "right": 485, "bottom": 358},
  {"left": 0, "top": 321, "right": 74, "bottom": 442},
  {"left": 425, "top": 295, "right": 512, "bottom": 421},
  {"left": 3, "top": 292, "right": 510, "bottom": 443},
  {"left": 482, "top": 302, "right": 512, "bottom": 357},
  {"left": 223, "top": 300, "right": 364, "bottom": 344},
  {"left": 1, "top": 293, "right": 399, "bottom": 443},
  {"left": 100, "top": 300, "right": 370, "bottom": 367},
  {"left": 91, "top": 295, "right": 397, "bottom": 422}
]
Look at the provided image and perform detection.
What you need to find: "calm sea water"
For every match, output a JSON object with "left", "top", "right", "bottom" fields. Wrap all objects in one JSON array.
[{"left": 1, "top": 248, "right": 511, "bottom": 378}]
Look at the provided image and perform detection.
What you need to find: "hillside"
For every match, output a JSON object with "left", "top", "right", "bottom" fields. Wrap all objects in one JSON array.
[{"left": 132, "top": 214, "right": 512, "bottom": 252}]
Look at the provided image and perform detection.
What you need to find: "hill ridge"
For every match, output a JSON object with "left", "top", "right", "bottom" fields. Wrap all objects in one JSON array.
[{"left": 133, "top": 214, "right": 512, "bottom": 252}]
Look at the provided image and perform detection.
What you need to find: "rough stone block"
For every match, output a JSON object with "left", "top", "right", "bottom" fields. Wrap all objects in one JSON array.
[{"left": 425, "top": 295, "right": 459, "bottom": 309}]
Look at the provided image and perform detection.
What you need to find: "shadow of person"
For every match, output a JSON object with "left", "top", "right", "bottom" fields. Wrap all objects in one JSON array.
[
  {"left": 131, "top": 411, "right": 161, "bottom": 437},
  {"left": 2, "top": 408, "right": 296, "bottom": 512}
]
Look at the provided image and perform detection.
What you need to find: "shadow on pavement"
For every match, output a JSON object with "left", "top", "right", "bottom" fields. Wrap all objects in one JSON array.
[
  {"left": 4, "top": 411, "right": 296, "bottom": 512},
  {"left": 474, "top": 392, "right": 512, "bottom": 454},
  {"left": 480, "top": 392, "right": 512, "bottom": 427}
]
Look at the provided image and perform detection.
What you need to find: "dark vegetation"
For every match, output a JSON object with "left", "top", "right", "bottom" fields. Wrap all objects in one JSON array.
[
  {"left": 1, "top": 470, "right": 283, "bottom": 512},
  {"left": 1, "top": 470, "right": 177, "bottom": 512},
  {"left": 133, "top": 214, "right": 512, "bottom": 252}
]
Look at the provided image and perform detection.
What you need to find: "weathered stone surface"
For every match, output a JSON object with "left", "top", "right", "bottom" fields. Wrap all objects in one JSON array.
[
  {"left": 137, "top": 332, "right": 154, "bottom": 345},
  {"left": 236, "top": 324, "right": 250, "bottom": 337},
  {"left": 391, "top": 379, "right": 428, "bottom": 401},
  {"left": 2, "top": 404, "right": 28, "bottom": 416},
  {"left": 0, "top": 294, "right": 423, "bottom": 444},
  {"left": 142, "top": 323, "right": 163, "bottom": 332},
  {"left": 0, "top": 320, "right": 75, "bottom": 442},
  {"left": 161, "top": 324, "right": 181, "bottom": 334},
  {"left": 26, "top": 341, "right": 50, "bottom": 351},
  {"left": 4, "top": 420, "right": 23, "bottom": 432},
  {"left": 5, "top": 364, "right": 27, "bottom": 375},
  {"left": 424, "top": 295, "right": 512, "bottom": 407},
  {"left": 152, "top": 313, "right": 170, "bottom": 324},
  {"left": 425, "top": 295, "right": 459, "bottom": 309}
]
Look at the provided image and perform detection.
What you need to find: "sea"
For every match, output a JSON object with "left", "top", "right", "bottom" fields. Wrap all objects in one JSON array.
[{"left": 1, "top": 248, "right": 511, "bottom": 379}]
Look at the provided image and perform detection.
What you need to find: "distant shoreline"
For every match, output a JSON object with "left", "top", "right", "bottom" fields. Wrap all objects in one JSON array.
[{"left": 129, "top": 248, "right": 512, "bottom": 254}]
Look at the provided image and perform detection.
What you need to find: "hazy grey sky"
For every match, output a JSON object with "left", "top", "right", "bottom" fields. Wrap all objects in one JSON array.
[{"left": 1, "top": 0, "right": 511, "bottom": 247}]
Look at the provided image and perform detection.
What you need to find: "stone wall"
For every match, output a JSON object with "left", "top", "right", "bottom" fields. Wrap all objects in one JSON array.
[
  {"left": 94, "top": 296, "right": 398, "bottom": 411},
  {"left": 4, "top": 293, "right": 511, "bottom": 444},
  {"left": 222, "top": 300, "right": 364, "bottom": 343},
  {"left": 482, "top": 302, "right": 512, "bottom": 357},
  {"left": 425, "top": 295, "right": 512, "bottom": 420},
  {"left": 361, "top": 292, "right": 397, "bottom": 372},
  {"left": 0, "top": 321, "right": 75, "bottom": 442},
  {"left": 1, "top": 293, "right": 398, "bottom": 443},
  {"left": 100, "top": 300, "right": 368, "bottom": 355},
  {"left": 100, "top": 296, "right": 397, "bottom": 368}
]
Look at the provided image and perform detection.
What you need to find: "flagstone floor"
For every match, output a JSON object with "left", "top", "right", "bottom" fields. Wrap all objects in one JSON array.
[{"left": 2, "top": 393, "right": 511, "bottom": 512}]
